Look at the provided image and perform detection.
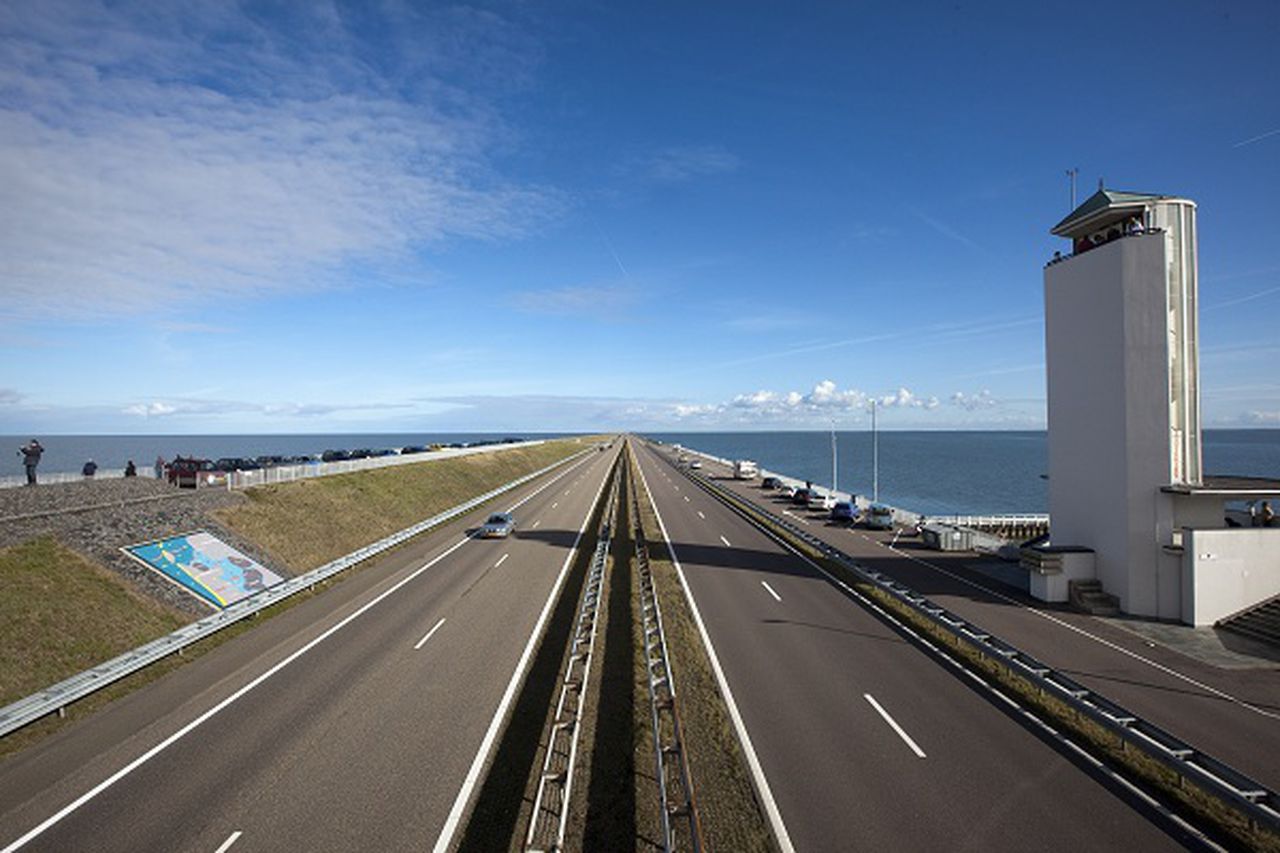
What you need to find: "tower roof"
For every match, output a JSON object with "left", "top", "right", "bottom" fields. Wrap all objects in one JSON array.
[{"left": 1050, "top": 188, "right": 1185, "bottom": 238}]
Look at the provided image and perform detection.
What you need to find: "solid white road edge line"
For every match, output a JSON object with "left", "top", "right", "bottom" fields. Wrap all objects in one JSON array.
[
  {"left": 633, "top": 449, "right": 796, "bottom": 853},
  {"left": 494, "top": 553, "right": 509, "bottom": 569},
  {"left": 864, "top": 693, "right": 926, "bottom": 759},
  {"left": 213, "top": 830, "right": 242, "bottom": 853},
  {"left": 0, "top": 451, "right": 597, "bottom": 853},
  {"left": 414, "top": 618, "right": 448, "bottom": 651},
  {"left": 719, "top": 534, "right": 732, "bottom": 547},
  {"left": 761, "top": 581, "right": 782, "bottom": 603},
  {"left": 432, "top": 454, "right": 614, "bottom": 853},
  {"left": 881, "top": 541, "right": 1280, "bottom": 721}
]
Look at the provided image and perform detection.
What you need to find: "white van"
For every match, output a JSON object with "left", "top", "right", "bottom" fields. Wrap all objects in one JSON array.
[{"left": 733, "top": 459, "right": 758, "bottom": 479}]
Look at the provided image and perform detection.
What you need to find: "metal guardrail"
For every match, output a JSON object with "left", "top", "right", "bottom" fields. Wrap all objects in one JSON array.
[
  {"left": 630, "top": 450, "right": 703, "bottom": 853},
  {"left": 525, "top": 460, "right": 621, "bottom": 853},
  {"left": 674, "top": 456, "right": 1280, "bottom": 846},
  {"left": 0, "top": 448, "right": 593, "bottom": 740}
]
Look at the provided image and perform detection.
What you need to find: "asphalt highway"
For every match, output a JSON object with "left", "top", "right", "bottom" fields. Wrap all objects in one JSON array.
[
  {"left": 0, "top": 444, "right": 620, "bottom": 853},
  {"left": 632, "top": 441, "right": 1192, "bottom": 852},
  {"left": 691, "top": 449, "right": 1280, "bottom": 794}
]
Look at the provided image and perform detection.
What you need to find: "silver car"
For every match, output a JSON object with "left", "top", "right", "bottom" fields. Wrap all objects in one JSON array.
[{"left": 478, "top": 512, "right": 516, "bottom": 538}]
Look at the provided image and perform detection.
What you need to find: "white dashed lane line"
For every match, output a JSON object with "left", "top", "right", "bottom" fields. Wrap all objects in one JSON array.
[
  {"left": 719, "top": 535, "right": 732, "bottom": 547},
  {"left": 532, "top": 519, "right": 541, "bottom": 529},
  {"left": 865, "top": 694, "right": 926, "bottom": 759},
  {"left": 494, "top": 553, "right": 509, "bottom": 568},
  {"left": 761, "top": 581, "right": 782, "bottom": 602},
  {"left": 214, "top": 831, "right": 243, "bottom": 853},
  {"left": 697, "top": 511, "right": 705, "bottom": 519},
  {"left": 414, "top": 618, "right": 448, "bottom": 651}
]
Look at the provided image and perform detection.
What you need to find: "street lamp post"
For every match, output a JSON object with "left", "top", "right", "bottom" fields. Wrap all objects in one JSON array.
[
  {"left": 871, "top": 399, "right": 879, "bottom": 504},
  {"left": 830, "top": 419, "right": 838, "bottom": 494}
]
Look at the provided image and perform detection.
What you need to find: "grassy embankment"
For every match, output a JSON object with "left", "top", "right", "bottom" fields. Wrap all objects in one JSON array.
[
  {"left": 0, "top": 437, "right": 600, "bottom": 760},
  {"left": 215, "top": 438, "right": 600, "bottom": 573}
]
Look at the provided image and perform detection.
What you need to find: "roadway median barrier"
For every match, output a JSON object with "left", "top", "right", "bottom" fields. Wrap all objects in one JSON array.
[
  {"left": 659, "top": 446, "right": 1280, "bottom": 853},
  {"left": 0, "top": 447, "right": 594, "bottom": 741}
]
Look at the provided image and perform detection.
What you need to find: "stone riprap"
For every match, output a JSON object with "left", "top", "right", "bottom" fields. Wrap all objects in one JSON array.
[{"left": 0, "top": 479, "right": 283, "bottom": 618}]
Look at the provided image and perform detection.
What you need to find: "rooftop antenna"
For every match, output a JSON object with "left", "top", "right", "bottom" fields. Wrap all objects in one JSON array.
[
  {"left": 1066, "top": 168, "right": 1078, "bottom": 209},
  {"left": 1098, "top": 177, "right": 1105, "bottom": 191}
]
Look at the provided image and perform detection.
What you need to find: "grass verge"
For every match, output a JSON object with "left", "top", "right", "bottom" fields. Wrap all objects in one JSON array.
[
  {"left": 0, "top": 537, "right": 191, "bottom": 709},
  {"left": 694, "top": 471, "right": 1280, "bottom": 853}
]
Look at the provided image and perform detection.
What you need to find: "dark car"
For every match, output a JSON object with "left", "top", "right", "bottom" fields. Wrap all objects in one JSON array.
[
  {"left": 167, "top": 456, "right": 214, "bottom": 489},
  {"left": 321, "top": 449, "right": 350, "bottom": 462},
  {"left": 400, "top": 445, "right": 427, "bottom": 455},
  {"left": 369, "top": 448, "right": 397, "bottom": 457},
  {"left": 761, "top": 476, "right": 781, "bottom": 490},
  {"left": 831, "top": 501, "right": 858, "bottom": 523},
  {"left": 212, "top": 457, "right": 260, "bottom": 472},
  {"left": 792, "top": 488, "right": 812, "bottom": 505},
  {"left": 255, "top": 455, "right": 286, "bottom": 467},
  {"left": 348, "top": 448, "right": 373, "bottom": 460}
]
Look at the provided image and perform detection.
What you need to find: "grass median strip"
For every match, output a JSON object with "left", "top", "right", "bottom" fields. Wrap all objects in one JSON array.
[{"left": 629, "top": 448, "right": 775, "bottom": 853}]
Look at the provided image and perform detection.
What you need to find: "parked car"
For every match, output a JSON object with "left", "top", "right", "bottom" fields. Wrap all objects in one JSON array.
[
  {"left": 807, "top": 491, "right": 836, "bottom": 512},
  {"left": 478, "top": 512, "right": 516, "bottom": 538},
  {"left": 167, "top": 456, "right": 214, "bottom": 489},
  {"left": 400, "top": 445, "right": 427, "bottom": 454},
  {"left": 212, "top": 457, "right": 259, "bottom": 472},
  {"left": 865, "top": 504, "right": 895, "bottom": 530},
  {"left": 689, "top": 460, "right": 703, "bottom": 470},
  {"left": 761, "top": 476, "right": 782, "bottom": 490},
  {"left": 831, "top": 501, "right": 858, "bottom": 523},
  {"left": 321, "top": 449, "right": 350, "bottom": 462},
  {"left": 255, "top": 455, "right": 287, "bottom": 467},
  {"left": 347, "top": 448, "right": 373, "bottom": 460},
  {"left": 369, "top": 448, "right": 397, "bottom": 457},
  {"left": 779, "top": 484, "right": 798, "bottom": 499}
]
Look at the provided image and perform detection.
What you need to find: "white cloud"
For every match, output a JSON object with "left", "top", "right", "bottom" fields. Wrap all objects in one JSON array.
[
  {"left": 644, "top": 144, "right": 740, "bottom": 182},
  {"left": 676, "top": 380, "right": 942, "bottom": 424},
  {"left": 950, "top": 390, "right": 999, "bottom": 410},
  {"left": 512, "top": 284, "right": 638, "bottom": 315},
  {"left": 1243, "top": 410, "right": 1280, "bottom": 425},
  {"left": 0, "top": 1, "right": 559, "bottom": 321}
]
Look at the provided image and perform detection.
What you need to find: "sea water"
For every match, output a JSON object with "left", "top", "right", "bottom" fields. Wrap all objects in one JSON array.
[{"left": 645, "top": 430, "right": 1280, "bottom": 516}]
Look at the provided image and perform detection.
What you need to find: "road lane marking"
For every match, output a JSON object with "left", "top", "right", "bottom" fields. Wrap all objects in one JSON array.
[
  {"left": 494, "top": 553, "right": 509, "bottom": 569},
  {"left": 214, "top": 831, "right": 242, "bottom": 853},
  {"left": 684, "top": 495, "right": 690, "bottom": 502},
  {"left": 697, "top": 511, "right": 705, "bottom": 519},
  {"left": 532, "top": 519, "right": 541, "bottom": 529},
  {"left": 782, "top": 510, "right": 809, "bottom": 526},
  {"left": 0, "top": 454, "right": 605, "bottom": 853},
  {"left": 761, "top": 581, "right": 782, "bottom": 602},
  {"left": 0, "top": 531, "right": 479, "bottom": 853},
  {"left": 880, "top": 542, "right": 1280, "bottom": 721},
  {"left": 414, "top": 618, "right": 447, "bottom": 650},
  {"left": 633, "top": 451, "right": 795, "bottom": 853},
  {"left": 719, "top": 535, "right": 732, "bottom": 547},
  {"left": 434, "top": 462, "right": 613, "bottom": 853},
  {"left": 865, "top": 694, "right": 926, "bottom": 759},
  {"left": 552, "top": 502, "right": 558, "bottom": 509},
  {"left": 564, "top": 489, "right": 571, "bottom": 495}
]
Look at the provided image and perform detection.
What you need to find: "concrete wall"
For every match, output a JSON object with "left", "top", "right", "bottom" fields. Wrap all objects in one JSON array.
[
  {"left": 1182, "top": 528, "right": 1280, "bottom": 625},
  {"left": 1045, "top": 233, "right": 1176, "bottom": 617}
]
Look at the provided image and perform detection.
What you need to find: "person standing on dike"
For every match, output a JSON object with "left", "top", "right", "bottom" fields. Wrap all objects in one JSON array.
[{"left": 18, "top": 439, "right": 43, "bottom": 486}]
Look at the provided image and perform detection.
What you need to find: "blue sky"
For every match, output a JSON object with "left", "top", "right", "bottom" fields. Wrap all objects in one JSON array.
[{"left": 1, "top": 1, "right": 1277, "bottom": 433}]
